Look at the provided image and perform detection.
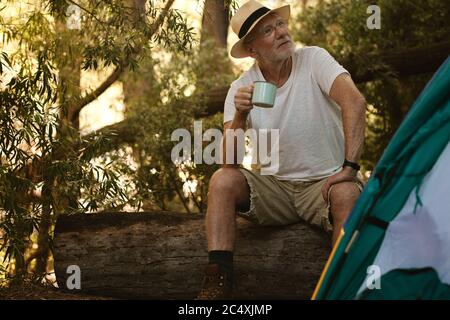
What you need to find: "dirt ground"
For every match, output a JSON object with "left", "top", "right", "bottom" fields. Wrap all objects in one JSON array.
[{"left": 0, "top": 282, "right": 115, "bottom": 300}]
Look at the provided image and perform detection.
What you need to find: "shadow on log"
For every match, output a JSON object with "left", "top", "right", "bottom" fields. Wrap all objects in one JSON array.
[{"left": 53, "top": 211, "right": 331, "bottom": 299}]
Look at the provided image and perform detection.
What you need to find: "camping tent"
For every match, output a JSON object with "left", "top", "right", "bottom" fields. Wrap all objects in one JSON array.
[{"left": 313, "top": 56, "right": 450, "bottom": 300}]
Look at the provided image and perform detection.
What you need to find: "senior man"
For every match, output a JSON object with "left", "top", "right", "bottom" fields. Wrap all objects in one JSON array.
[{"left": 197, "top": 0, "right": 366, "bottom": 300}]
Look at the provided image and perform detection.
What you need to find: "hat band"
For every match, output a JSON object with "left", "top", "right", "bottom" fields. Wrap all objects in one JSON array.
[{"left": 238, "top": 6, "right": 270, "bottom": 39}]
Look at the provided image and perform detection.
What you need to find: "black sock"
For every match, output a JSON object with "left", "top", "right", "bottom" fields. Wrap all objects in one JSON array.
[{"left": 208, "top": 250, "right": 234, "bottom": 276}]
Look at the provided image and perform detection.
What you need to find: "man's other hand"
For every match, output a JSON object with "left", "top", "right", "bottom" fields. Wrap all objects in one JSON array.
[{"left": 321, "top": 167, "right": 358, "bottom": 202}]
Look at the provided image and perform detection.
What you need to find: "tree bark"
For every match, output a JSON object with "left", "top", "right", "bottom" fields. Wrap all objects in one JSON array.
[
  {"left": 196, "top": 0, "right": 233, "bottom": 92},
  {"left": 200, "top": 0, "right": 230, "bottom": 48},
  {"left": 53, "top": 211, "right": 331, "bottom": 299},
  {"left": 122, "top": 0, "right": 149, "bottom": 114}
]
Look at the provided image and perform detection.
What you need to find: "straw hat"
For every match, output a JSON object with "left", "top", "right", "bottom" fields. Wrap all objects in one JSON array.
[{"left": 230, "top": 0, "right": 290, "bottom": 58}]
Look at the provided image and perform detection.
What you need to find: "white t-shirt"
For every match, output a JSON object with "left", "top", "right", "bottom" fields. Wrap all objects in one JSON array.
[{"left": 223, "top": 46, "right": 349, "bottom": 181}]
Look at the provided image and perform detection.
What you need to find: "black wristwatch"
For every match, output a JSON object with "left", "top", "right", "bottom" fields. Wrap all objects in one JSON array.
[{"left": 343, "top": 159, "right": 360, "bottom": 171}]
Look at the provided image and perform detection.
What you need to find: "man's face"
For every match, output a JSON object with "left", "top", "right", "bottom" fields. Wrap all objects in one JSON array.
[{"left": 245, "top": 13, "right": 294, "bottom": 63}]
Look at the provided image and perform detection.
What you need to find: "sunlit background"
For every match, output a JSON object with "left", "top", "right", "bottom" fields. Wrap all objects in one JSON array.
[{"left": 1, "top": 0, "right": 373, "bottom": 286}]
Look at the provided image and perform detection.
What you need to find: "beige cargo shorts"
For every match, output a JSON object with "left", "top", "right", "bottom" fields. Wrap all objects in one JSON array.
[{"left": 237, "top": 167, "right": 364, "bottom": 233}]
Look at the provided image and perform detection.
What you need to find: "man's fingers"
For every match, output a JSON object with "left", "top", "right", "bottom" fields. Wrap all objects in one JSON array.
[
  {"left": 235, "top": 85, "right": 254, "bottom": 111},
  {"left": 322, "top": 170, "right": 360, "bottom": 203},
  {"left": 235, "top": 101, "right": 253, "bottom": 111},
  {"left": 235, "top": 98, "right": 251, "bottom": 105},
  {"left": 238, "top": 86, "right": 254, "bottom": 95},
  {"left": 324, "top": 176, "right": 358, "bottom": 200},
  {"left": 322, "top": 181, "right": 330, "bottom": 201},
  {"left": 236, "top": 91, "right": 252, "bottom": 99}
]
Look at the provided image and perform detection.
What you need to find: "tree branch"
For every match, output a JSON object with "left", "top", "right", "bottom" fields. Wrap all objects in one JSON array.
[
  {"left": 72, "top": 66, "right": 122, "bottom": 121},
  {"left": 149, "top": 0, "right": 176, "bottom": 36},
  {"left": 71, "top": 0, "right": 176, "bottom": 122},
  {"left": 67, "top": 0, "right": 106, "bottom": 25},
  {"left": 343, "top": 40, "right": 450, "bottom": 83},
  {"left": 173, "top": 183, "right": 192, "bottom": 214},
  {"left": 81, "top": 41, "right": 450, "bottom": 155}
]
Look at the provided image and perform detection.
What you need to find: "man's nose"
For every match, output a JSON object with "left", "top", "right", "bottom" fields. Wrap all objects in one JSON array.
[{"left": 275, "top": 26, "right": 289, "bottom": 39}]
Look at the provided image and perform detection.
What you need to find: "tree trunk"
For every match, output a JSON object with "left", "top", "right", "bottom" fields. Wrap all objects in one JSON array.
[
  {"left": 53, "top": 212, "right": 331, "bottom": 299},
  {"left": 33, "top": 16, "right": 84, "bottom": 275},
  {"left": 196, "top": 0, "right": 232, "bottom": 91},
  {"left": 122, "top": 0, "right": 150, "bottom": 114},
  {"left": 200, "top": 0, "right": 229, "bottom": 47}
]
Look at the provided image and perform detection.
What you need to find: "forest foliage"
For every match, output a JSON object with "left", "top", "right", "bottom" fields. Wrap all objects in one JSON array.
[{"left": 1, "top": 0, "right": 448, "bottom": 284}]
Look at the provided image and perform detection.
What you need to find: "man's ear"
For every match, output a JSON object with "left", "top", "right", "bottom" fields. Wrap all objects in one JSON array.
[{"left": 247, "top": 47, "right": 258, "bottom": 59}]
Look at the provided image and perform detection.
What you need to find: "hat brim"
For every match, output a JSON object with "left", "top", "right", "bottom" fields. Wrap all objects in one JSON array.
[{"left": 230, "top": 5, "right": 291, "bottom": 59}]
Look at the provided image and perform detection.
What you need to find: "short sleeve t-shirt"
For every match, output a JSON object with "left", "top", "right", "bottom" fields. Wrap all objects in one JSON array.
[{"left": 223, "top": 46, "right": 349, "bottom": 181}]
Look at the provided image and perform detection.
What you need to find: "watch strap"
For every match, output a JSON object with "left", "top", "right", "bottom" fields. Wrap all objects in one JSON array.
[{"left": 343, "top": 159, "right": 360, "bottom": 171}]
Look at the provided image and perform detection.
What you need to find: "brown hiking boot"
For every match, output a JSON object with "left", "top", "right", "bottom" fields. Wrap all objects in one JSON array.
[{"left": 196, "top": 264, "right": 233, "bottom": 300}]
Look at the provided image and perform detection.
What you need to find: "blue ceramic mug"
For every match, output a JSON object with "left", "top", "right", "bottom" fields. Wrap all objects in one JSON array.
[{"left": 252, "top": 81, "right": 277, "bottom": 108}]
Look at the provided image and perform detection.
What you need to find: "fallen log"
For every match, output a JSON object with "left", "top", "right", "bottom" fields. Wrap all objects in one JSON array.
[{"left": 53, "top": 211, "right": 331, "bottom": 299}]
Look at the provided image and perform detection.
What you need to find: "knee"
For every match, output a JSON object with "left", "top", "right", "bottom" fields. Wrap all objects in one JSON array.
[{"left": 208, "top": 168, "right": 245, "bottom": 197}]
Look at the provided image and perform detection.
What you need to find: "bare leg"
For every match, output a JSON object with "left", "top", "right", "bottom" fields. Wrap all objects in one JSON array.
[
  {"left": 329, "top": 182, "right": 361, "bottom": 246},
  {"left": 206, "top": 167, "right": 250, "bottom": 251}
]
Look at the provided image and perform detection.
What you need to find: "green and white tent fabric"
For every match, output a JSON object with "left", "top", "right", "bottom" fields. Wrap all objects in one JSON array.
[{"left": 313, "top": 57, "right": 450, "bottom": 300}]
